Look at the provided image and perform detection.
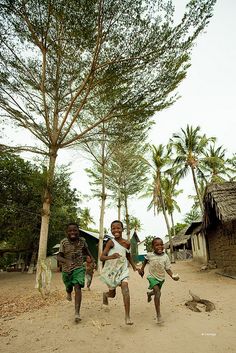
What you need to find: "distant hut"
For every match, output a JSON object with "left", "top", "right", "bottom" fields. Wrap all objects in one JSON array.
[
  {"left": 203, "top": 182, "right": 236, "bottom": 277},
  {"left": 130, "top": 231, "right": 140, "bottom": 263},
  {"left": 165, "top": 227, "right": 192, "bottom": 260},
  {"left": 185, "top": 220, "right": 208, "bottom": 264},
  {"left": 137, "top": 239, "right": 147, "bottom": 262}
]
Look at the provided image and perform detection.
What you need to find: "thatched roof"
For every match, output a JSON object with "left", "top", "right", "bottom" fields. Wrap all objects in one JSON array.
[
  {"left": 203, "top": 182, "right": 236, "bottom": 227},
  {"left": 185, "top": 220, "right": 202, "bottom": 235},
  {"left": 165, "top": 227, "right": 191, "bottom": 248}
]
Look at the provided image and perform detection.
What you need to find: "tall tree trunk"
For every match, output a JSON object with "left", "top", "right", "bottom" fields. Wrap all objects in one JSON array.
[
  {"left": 159, "top": 177, "right": 175, "bottom": 263},
  {"left": 191, "top": 166, "right": 204, "bottom": 214},
  {"left": 117, "top": 192, "right": 121, "bottom": 221},
  {"left": 98, "top": 184, "right": 106, "bottom": 273},
  {"left": 124, "top": 195, "right": 130, "bottom": 242},
  {"left": 170, "top": 212, "right": 176, "bottom": 262},
  {"left": 35, "top": 147, "right": 57, "bottom": 296},
  {"left": 98, "top": 129, "right": 106, "bottom": 273}
]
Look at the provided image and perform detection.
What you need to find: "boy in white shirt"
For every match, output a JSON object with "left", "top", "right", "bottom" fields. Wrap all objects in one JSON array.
[{"left": 138, "top": 237, "right": 179, "bottom": 324}]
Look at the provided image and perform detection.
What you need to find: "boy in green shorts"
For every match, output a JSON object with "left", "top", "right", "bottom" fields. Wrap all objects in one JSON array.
[
  {"left": 57, "top": 222, "right": 94, "bottom": 323},
  {"left": 138, "top": 237, "right": 179, "bottom": 324}
]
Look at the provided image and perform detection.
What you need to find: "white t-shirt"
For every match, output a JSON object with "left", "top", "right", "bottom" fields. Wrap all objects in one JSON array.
[{"left": 145, "top": 252, "right": 171, "bottom": 281}]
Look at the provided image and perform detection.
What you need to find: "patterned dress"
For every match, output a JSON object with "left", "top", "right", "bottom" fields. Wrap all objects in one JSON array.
[{"left": 100, "top": 239, "right": 130, "bottom": 289}]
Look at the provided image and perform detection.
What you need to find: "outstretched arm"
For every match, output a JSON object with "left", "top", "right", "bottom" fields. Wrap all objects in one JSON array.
[
  {"left": 138, "top": 258, "right": 148, "bottom": 277},
  {"left": 166, "top": 268, "right": 179, "bottom": 280}
]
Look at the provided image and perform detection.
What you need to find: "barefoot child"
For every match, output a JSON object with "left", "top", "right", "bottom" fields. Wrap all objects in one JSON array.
[
  {"left": 138, "top": 237, "right": 179, "bottom": 324},
  {"left": 85, "top": 256, "right": 96, "bottom": 290},
  {"left": 100, "top": 220, "right": 138, "bottom": 325},
  {"left": 57, "top": 222, "right": 94, "bottom": 323}
]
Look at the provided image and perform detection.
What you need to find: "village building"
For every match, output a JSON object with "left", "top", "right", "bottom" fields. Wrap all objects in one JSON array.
[
  {"left": 137, "top": 239, "right": 147, "bottom": 262},
  {"left": 165, "top": 228, "right": 192, "bottom": 261},
  {"left": 202, "top": 182, "right": 236, "bottom": 278},
  {"left": 185, "top": 220, "right": 208, "bottom": 264}
]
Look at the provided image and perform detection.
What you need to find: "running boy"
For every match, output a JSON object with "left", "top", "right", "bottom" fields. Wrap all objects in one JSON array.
[
  {"left": 85, "top": 256, "right": 96, "bottom": 290},
  {"left": 100, "top": 220, "right": 138, "bottom": 325},
  {"left": 57, "top": 222, "right": 94, "bottom": 323},
  {"left": 138, "top": 237, "right": 179, "bottom": 324}
]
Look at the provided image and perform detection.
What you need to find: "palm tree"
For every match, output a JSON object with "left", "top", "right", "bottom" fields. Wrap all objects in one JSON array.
[
  {"left": 170, "top": 125, "right": 215, "bottom": 214},
  {"left": 144, "top": 144, "right": 175, "bottom": 260},
  {"left": 201, "top": 144, "right": 233, "bottom": 183},
  {"left": 161, "top": 176, "right": 183, "bottom": 238}
]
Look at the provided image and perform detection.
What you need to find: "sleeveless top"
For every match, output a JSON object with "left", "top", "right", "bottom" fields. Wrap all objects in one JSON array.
[{"left": 100, "top": 239, "right": 130, "bottom": 289}]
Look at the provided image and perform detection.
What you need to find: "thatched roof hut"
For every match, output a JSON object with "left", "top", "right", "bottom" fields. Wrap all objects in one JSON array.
[
  {"left": 203, "top": 181, "right": 236, "bottom": 277},
  {"left": 203, "top": 182, "right": 236, "bottom": 228}
]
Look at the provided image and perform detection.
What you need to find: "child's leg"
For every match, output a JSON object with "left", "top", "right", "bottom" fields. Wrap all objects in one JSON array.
[
  {"left": 66, "top": 288, "right": 73, "bottom": 301},
  {"left": 121, "top": 282, "right": 133, "bottom": 325},
  {"left": 62, "top": 272, "right": 73, "bottom": 301},
  {"left": 74, "top": 284, "right": 82, "bottom": 322},
  {"left": 147, "top": 290, "right": 154, "bottom": 302},
  {"left": 153, "top": 285, "right": 163, "bottom": 323},
  {"left": 103, "top": 288, "right": 116, "bottom": 305},
  {"left": 86, "top": 273, "right": 91, "bottom": 289}
]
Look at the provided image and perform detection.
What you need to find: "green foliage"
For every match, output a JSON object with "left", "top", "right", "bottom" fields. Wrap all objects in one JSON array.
[
  {"left": 0, "top": 153, "right": 80, "bottom": 254},
  {"left": 170, "top": 222, "right": 187, "bottom": 236},
  {"left": 184, "top": 208, "right": 201, "bottom": 224},
  {"left": 0, "top": 0, "right": 217, "bottom": 152},
  {"left": 79, "top": 207, "right": 95, "bottom": 230},
  {"left": 144, "top": 235, "right": 156, "bottom": 252}
]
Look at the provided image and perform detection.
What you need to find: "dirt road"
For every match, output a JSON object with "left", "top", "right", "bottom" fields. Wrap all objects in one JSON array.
[{"left": 1, "top": 260, "right": 236, "bottom": 353}]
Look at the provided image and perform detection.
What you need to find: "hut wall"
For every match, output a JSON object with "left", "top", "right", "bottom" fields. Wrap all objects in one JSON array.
[
  {"left": 191, "top": 233, "right": 208, "bottom": 264},
  {"left": 207, "top": 221, "right": 236, "bottom": 275}
]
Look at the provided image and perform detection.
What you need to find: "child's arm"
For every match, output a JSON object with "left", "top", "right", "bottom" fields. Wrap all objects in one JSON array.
[
  {"left": 126, "top": 252, "right": 138, "bottom": 271},
  {"left": 138, "top": 258, "right": 148, "bottom": 277},
  {"left": 57, "top": 252, "right": 74, "bottom": 267},
  {"left": 166, "top": 268, "right": 179, "bottom": 281},
  {"left": 100, "top": 240, "right": 120, "bottom": 261}
]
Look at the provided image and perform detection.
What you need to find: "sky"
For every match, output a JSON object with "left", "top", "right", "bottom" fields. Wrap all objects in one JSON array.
[
  {"left": 59, "top": 0, "right": 236, "bottom": 241},
  {"left": 3, "top": 0, "right": 236, "bottom": 241}
]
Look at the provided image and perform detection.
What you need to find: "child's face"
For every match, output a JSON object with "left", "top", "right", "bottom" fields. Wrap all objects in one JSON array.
[
  {"left": 153, "top": 239, "right": 164, "bottom": 254},
  {"left": 67, "top": 224, "right": 79, "bottom": 241},
  {"left": 111, "top": 222, "right": 123, "bottom": 238}
]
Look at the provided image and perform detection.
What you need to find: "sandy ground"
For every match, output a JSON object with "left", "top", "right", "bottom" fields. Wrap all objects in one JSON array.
[{"left": 1, "top": 260, "right": 236, "bottom": 353}]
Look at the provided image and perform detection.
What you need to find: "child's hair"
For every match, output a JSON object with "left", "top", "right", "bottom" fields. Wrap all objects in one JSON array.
[
  {"left": 111, "top": 220, "right": 124, "bottom": 230},
  {"left": 152, "top": 237, "right": 163, "bottom": 246},
  {"left": 66, "top": 222, "right": 79, "bottom": 229}
]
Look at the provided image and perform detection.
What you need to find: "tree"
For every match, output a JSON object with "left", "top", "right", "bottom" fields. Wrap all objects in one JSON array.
[
  {"left": 201, "top": 144, "right": 234, "bottom": 183},
  {"left": 144, "top": 235, "right": 155, "bottom": 253},
  {"left": 79, "top": 207, "right": 95, "bottom": 230},
  {"left": 0, "top": 153, "right": 80, "bottom": 269},
  {"left": 106, "top": 142, "right": 149, "bottom": 241},
  {"left": 0, "top": 0, "right": 217, "bottom": 290},
  {"left": 170, "top": 125, "right": 215, "bottom": 214},
  {"left": 183, "top": 208, "right": 201, "bottom": 224},
  {"left": 161, "top": 176, "right": 183, "bottom": 238},
  {"left": 143, "top": 144, "right": 175, "bottom": 260}
]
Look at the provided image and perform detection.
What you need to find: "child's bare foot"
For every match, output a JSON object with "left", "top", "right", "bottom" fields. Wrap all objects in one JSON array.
[
  {"left": 156, "top": 315, "right": 164, "bottom": 324},
  {"left": 66, "top": 292, "right": 72, "bottom": 301},
  {"left": 87, "top": 287, "right": 91, "bottom": 291},
  {"left": 103, "top": 292, "right": 108, "bottom": 305},
  {"left": 125, "top": 316, "right": 133, "bottom": 325},
  {"left": 147, "top": 292, "right": 152, "bottom": 303},
  {"left": 74, "top": 313, "right": 81, "bottom": 323}
]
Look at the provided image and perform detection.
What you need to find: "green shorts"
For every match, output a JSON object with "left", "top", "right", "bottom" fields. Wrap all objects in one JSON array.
[
  {"left": 147, "top": 276, "right": 165, "bottom": 290},
  {"left": 62, "top": 267, "right": 85, "bottom": 292}
]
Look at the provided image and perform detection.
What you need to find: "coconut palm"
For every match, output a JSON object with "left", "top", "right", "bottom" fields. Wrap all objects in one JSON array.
[
  {"left": 170, "top": 125, "right": 215, "bottom": 214},
  {"left": 201, "top": 144, "right": 233, "bottom": 183},
  {"left": 143, "top": 144, "right": 175, "bottom": 260}
]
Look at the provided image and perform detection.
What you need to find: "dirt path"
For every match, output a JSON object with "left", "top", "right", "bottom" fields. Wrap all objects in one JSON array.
[{"left": 1, "top": 260, "right": 236, "bottom": 353}]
